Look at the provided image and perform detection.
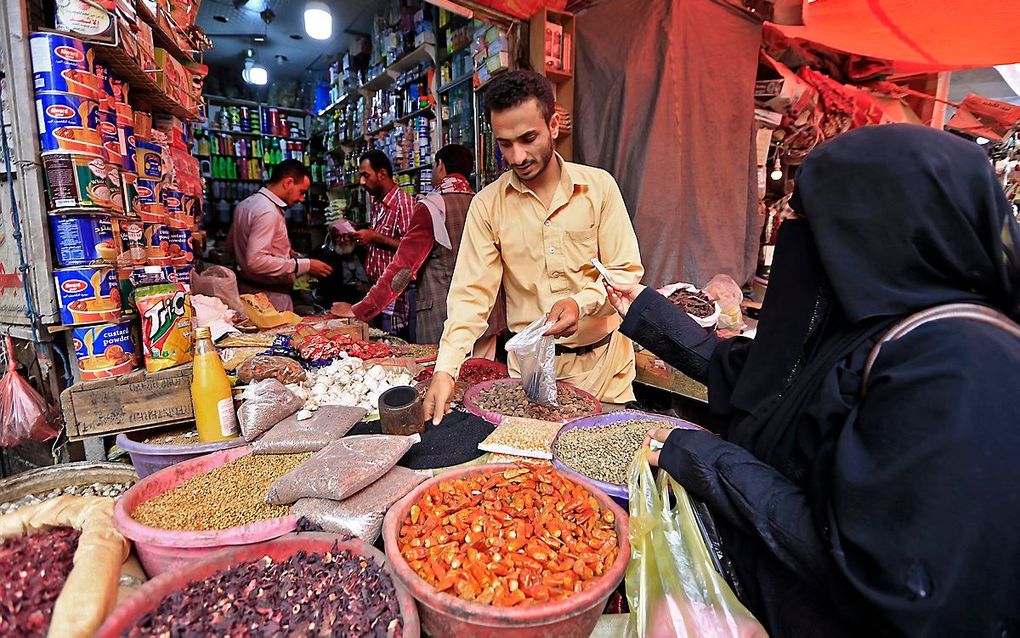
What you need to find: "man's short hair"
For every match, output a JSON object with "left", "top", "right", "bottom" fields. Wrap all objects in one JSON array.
[
  {"left": 435, "top": 144, "right": 473, "bottom": 178},
  {"left": 268, "top": 159, "right": 310, "bottom": 184},
  {"left": 360, "top": 149, "right": 393, "bottom": 177},
  {"left": 482, "top": 69, "right": 556, "bottom": 122}
]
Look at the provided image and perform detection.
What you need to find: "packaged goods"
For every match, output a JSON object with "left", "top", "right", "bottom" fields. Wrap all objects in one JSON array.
[
  {"left": 134, "top": 140, "right": 164, "bottom": 180},
  {"left": 237, "top": 379, "right": 303, "bottom": 442},
  {"left": 41, "top": 151, "right": 116, "bottom": 209},
  {"left": 122, "top": 545, "right": 404, "bottom": 637},
  {"left": 29, "top": 32, "right": 100, "bottom": 99},
  {"left": 102, "top": 163, "right": 125, "bottom": 213},
  {"left": 121, "top": 171, "right": 139, "bottom": 215},
  {"left": 115, "top": 219, "right": 146, "bottom": 265},
  {"left": 251, "top": 405, "right": 367, "bottom": 455},
  {"left": 71, "top": 321, "right": 139, "bottom": 380},
  {"left": 119, "top": 125, "right": 137, "bottom": 174},
  {"left": 49, "top": 214, "right": 118, "bottom": 267},
  {"left": 135, "top": 177, "right": 165, "bottom": 223},
  {"left": 505, "top": 315, "right": 557, "bottom": 405},
  {"left": 478, "top": 417, "right": 562, "bottom": 460},
  {"left": 192, "top": 327, "right": 239, "bottom": 443},
  {"left": 135, "top": 282, "right": 193, "bottom": 372},
  {"left": 265, "top": 434, "right": 421, "bottom": 505},
  {"left": 35, "top": 92, "right": 104, "bottom": 155},
  {"left": 142, "top": 222, "right": 171, "bottom": 264},
  {"left": 471, "top": 380, "right": 598, "bottom": 422},
  {"left": 397, "top": 464, "right": 619, "bottom": 606},
  {"left": 292, "top": 466, "right": 425, "bottom": 543},
  {"left": 168, "top": 228, "right": 192, "bottom": 265},
  {"left": 54, "top": 0, "right": 117, "bottom": 43},
  {"left": 130, "top": 452, "right": 310, "bottom": 531},
  {"left": 297, "top": 333, "right": 391, "bottom": 361},
  {"left": 97, "top": 107, "right": 119, "bottom": 165},
  {"left": 236, "top": 355, "right": 307, "bottom": 385},
  {"left": 54, "top": 265, "right": 121, "bottom": 325},
  {"left": 554, "top": 419, "right": 677, "bottom": 486}
]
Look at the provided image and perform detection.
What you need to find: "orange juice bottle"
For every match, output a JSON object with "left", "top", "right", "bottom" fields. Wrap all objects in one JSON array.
[{"left": 191, "top": 327, "right": 238, "bottom": 442}]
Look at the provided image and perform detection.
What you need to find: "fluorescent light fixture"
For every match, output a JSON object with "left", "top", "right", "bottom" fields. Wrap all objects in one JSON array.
[
  {"left": 976, "top": 136, "right": 990, "bottom": 145},
  {"left": 425, "top": 0, "right": 473, "bottom": 19},
  {"left": 243, "top": 64, "right": 268, "bottom": 85},
  {"left": 304, "top": 1, "right": 332, "bottom": 40}
]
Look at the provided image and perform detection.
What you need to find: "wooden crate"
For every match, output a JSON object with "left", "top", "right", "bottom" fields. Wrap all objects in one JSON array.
[
  {"left": 634, "top": 349, "right": 708, "bottom": 403},
  {"left": 60, "top": 364, "right": 194, "bottom": 441}
]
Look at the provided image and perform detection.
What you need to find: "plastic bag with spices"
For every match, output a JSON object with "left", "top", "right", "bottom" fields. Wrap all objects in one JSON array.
[
  {"left": 0, "top": 336, "right": 59, "bottom": 447},
  {"left": 702, "top": 274, "right": 746, "bottom": 332},
  {"left": 505, "top": 315, "right": 557, "bottom": 405},
  {"left": 626, "top": 451, "right": 766, "bottom": 638}
]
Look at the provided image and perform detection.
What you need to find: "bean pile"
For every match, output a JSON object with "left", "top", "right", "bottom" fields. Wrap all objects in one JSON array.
[
  {"left": 554, "top": 419, "right": 676, "bottom": 486},
  {"left": 143, "top": 426, "right": 200, "bottom": 446},
  {"left": 473, "top": 381, "right": 597, "bottom": 421},
  {"left": 667, "top": 287, "right": 715, "bottom": 318},
  {"left": 124, "top": 547, "right": 404, "bottom": 637},
  {"left": 131, "top": 453, "right": 310, "bottom": 531},
  {"left": 0, "top": 483, "right": 132, "bottom": 516},
  {"left": 0, "top": 527, "right": 80, "bottom": 638},
  {"left": 398, "top": 465, "right": 619, "bottom": 607}
]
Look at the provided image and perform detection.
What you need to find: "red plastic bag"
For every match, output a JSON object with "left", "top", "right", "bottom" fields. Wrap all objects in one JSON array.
[{"left": 0, "top": 337, "right": 59, "bottom": 447}]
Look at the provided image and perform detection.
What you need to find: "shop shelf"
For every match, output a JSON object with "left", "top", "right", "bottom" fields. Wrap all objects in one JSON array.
[
  {"left": 439, "top": 73, "right": 473, "bottom": 93},
  {"left": 362, "top": 44, "right": 437, "bottom": 92},
  {"left": 394, "top": 165, "right": 428, "bottom": 176},
  {"left": 135, "top": 1, "right": 196, "bottom": 63},
  {"left": 88, "top": 42, "right": 199, "bottom": 121}
]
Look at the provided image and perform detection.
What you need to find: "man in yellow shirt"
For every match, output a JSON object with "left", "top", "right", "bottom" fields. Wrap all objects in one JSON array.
[{"left": 424, "top": 70, "right": 644, "bottom": 424}]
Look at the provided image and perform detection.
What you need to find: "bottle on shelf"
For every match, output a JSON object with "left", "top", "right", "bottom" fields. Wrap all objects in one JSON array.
[{"left": 192, "top": 327, "right": 239, "bottom": 443}]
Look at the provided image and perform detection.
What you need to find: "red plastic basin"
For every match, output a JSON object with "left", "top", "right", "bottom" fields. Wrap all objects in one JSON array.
[
  {"left": 382, "top": 464, "right": 629, "bottom": 638},
  {"left": 95, "top": 533, "right": 420, "bottom": 638},
  {"left": 116, "top": 429, "right": 246, "bottom": 478},
  {"left": 463, "top": 379, "right": 602, "bottom": 425},
  {"left": 113, "top": 445, "right": 298, "bottom": 577}
]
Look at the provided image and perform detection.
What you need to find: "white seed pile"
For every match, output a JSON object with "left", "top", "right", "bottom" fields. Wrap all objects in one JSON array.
[{"left": 0, "top": 482, "right": 133, "bottom": 515}]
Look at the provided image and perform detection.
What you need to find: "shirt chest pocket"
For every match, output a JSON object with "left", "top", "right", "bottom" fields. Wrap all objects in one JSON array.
[{"left": 561, "top": 227, "right": 598, "bottom": 274}]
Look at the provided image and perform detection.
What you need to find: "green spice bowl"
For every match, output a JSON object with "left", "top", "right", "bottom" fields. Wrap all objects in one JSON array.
[{"left": 95, "top": 533, "right": 420, "bottom": 638}]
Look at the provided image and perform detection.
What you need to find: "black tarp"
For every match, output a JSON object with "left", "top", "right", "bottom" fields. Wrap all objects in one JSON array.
[{"left": 574, "top": 0, "right": 763, "bottom": 287}]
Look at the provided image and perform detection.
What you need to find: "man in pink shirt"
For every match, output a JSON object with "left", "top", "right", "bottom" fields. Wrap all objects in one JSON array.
[{"left": 226, "top": 160, "right": 333, "bottom": 311}]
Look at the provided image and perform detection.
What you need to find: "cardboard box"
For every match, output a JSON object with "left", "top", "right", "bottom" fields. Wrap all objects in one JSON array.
[{"left": 154, "top": 48, "right": 187, "bottom": 99}]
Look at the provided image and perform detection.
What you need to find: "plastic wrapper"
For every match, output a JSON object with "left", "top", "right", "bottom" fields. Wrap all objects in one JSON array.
[
  {"left": 237, "top": 379, "right": 303, "bottom": 442},
  {"left": 505, "top": 315, "right": 557, "bottom": 405},
  {"left": 291, "top": 466, "right": 426, "bottom": 543},
  {"left": 627, "top": 451, "right": 766, "bottom": 638},
  {"left": 477, "top": 417, "right": 562, "bottom": 460},
  {"left": 251, "top": 405, "right": 368, "bottom": 455},
  {"left": 0, "top": 337, "right": 59, "bottom": 447},
  {"left": 136, "top": 283, "right": 194, "bottom": 372},
  {"left": 265, "top": 434, "right": 421, "bottom": 505},
  {"left": 241, "top": 293, "right": 301, "bottom": 329},
  {"left": 702, "top": 274, "right": 746, "bottom": 332},
  {"left": 237, "top": 355, "right": 307, "bottom": 385},
  {"left": 658, "top": 282, "right": 723, "bottom": 330},
  {"left": 191, "top": 265, "right": 244, "bottom": 314},
  {"left": 219, "top": 347, "right": 265, "bottom": 372}
]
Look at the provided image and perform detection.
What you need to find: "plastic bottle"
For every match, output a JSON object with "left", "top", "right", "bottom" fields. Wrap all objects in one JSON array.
[{"left": 192, "top": 327, "right": 239, "bottom": 443}]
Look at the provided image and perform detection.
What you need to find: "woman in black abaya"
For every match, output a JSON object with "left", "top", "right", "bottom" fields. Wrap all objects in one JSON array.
[{"left": 608, "top": 125, "right": 1020, "bottom": 637}]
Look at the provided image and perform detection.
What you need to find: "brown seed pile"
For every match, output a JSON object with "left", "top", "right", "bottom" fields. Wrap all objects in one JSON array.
[
  {"left": 474, "top": 381, "right": 597, "bottom": 422},
  {"left": 554, "top": 419, "right": 676, "bottom": 485},
  {"left": 667, "top": 288, "right": 715, "bottom": 318},
  {"left": 131, "top": 452, "right": 310, "bottom": 531},
  {"left": 142, "top": 427, "right": 201, "bottom": 446}
]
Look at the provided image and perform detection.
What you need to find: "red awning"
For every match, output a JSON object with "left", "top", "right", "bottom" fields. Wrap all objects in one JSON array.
[
  {"left": 772, "top": 0, "right": 1020, "bottom": 69},
  {"left": 470, "top": 0, "right": 566, "bottom": 20}
]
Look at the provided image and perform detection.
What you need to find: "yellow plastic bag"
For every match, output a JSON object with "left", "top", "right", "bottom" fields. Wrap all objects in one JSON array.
[{"left": 627, "top": 451, "right": 768, "bottom": 638}]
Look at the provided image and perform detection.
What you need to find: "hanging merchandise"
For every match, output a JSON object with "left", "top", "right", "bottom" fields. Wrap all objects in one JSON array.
[{"left": 0, "top": 337, "right": 59, "bottom": 448}]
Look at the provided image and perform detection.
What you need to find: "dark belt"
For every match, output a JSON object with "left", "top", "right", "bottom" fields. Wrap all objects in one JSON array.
[{"left": 555, "top": 333, "right": 612, "bottom": 356}]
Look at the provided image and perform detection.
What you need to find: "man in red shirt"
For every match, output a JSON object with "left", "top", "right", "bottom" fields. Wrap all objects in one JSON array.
[
  {"left": 354, "top": 150, "right": 416, "bottom": 338},
  {"left": 333, "top": 145, "right": 505, "bottom": 351}
]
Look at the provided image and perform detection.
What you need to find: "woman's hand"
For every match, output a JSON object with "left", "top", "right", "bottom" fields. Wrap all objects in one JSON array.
[
  {"left": 643, "top": 428, "right": 673, "bottom": 467},
  {"left": 606, "top": 282, "right": 645, "bottom": 318}
]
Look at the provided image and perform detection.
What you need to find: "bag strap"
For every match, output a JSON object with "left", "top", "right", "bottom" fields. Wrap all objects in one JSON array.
[{"left": 861, "top": 303, "right": 1020, "bottom": 397}]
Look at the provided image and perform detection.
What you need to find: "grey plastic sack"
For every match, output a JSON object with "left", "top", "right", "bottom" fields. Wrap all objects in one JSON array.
[
  {"left": 505, "top": 315, "right": 557, "bottom": 405},
  {"left": 251, "top": 405, "right": 368, "bottom": 455},
  {"left": 237, "top": 379, "right": 303, "bottom": 442}
]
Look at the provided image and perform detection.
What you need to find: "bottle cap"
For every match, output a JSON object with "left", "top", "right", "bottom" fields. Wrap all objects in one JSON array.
[{"left": 194, "top": 326, "right": 212, "bottom": 339}]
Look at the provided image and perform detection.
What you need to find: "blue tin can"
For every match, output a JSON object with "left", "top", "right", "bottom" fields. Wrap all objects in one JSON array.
[
  {"left": 98, "top": 107, "right": 120, "bottom": 166},
  {"left": 54, "top": 265, "right": 121, "bottom": 325},
  {"left": 35, "top": 92, "right": 104, "bottom": 156},
  {"left": 29, "top": 33, "right": 100, "bottom": 100},
  {"left": 120, "top": 124, "right": 136, "bottom": 173},
  {"left": 135, "top": 139, "right": 164, "bottom": 179},
  {"left": 173, "top": 267, "right": 192, "bottom": 288},
  {"left": 71, "top": 320, "right": 139, "bottom": 380},
  {"left": 49, "top": 214, "right": 118, "bottom": 267}
]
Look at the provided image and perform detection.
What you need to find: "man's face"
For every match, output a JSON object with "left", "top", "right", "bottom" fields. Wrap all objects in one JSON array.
[
  {"left": 359, "top": 159, "right": 386, "bottom": 198},
  {"left": 280, "top": 175, "right": 310, "bottom": 206},
  {"left": 433, "top": 158, "right": 447, "bottom": 183},
  {"left": 491, "top": 98, "right": 558, "bottom": 184}
]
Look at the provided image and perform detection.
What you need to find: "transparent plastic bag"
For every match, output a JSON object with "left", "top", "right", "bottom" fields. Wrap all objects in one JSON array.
[
  {"left": 251, "top": 405, "right": 368, "bottom": 455},
  {"left": 192, "top": 265, "right": 244, "bottom": 315},
  {"left": 702, "top": 275, "right": 746, "bottom": 332},
  {"left": 505, "top": 315, "right": 557, "bottom": 405},
  {"left": 0, "top": 337, "right": 59, "bottom": 448},
  {"left": 237, "top": 379, "right": 303, "bottom": 442},
  {"left": 627, "top": 451, "right": 767, "bottom": 638},
  {"left": 265, "top": 433, "right": 421, "bottom": 505},
  {"left": 291, "top": 466, "right": 426, "bottom": 543}
]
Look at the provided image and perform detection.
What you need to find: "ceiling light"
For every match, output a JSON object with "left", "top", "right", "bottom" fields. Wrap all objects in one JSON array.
[
  {"left": 304, "top": 1, "right": 332, "bottom": 40},
  {"left": 770, "top": 155, "right": 783, "bottom": 181},
  {"left": 213, "top": 15, "right": 228, "bottom": 22},
  {"left": 245, "top": 65, "right": 268, "bottom": 85},
  {"left": 976, "top": 136, "right": 991, "bottom": 145},
  {"left": 254, "top": 35, "right": 266, "bottom": 42},
  {"left": 425, "top": 0, "right": 473, "bottom": 19}
]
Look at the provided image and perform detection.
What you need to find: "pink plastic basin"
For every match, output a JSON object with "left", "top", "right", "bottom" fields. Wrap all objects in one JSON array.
[
  {"left": 382, "top": 463, "right": 630, "bottom": 638},
  {"left": 113, "top": 445, "right": 298, "bottom": 577},
  {"left": 116, "top": 429, "right": 246, "bottom": 478},
  {"left": 95, "top": 533, "right": 420, "bottom": 638},
  {"left": 463, "top": 378, "right": 602, "bottom": 425}
]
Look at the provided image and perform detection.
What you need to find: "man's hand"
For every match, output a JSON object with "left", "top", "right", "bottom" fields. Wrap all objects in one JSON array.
[
  {"left": 544, "top": 298, "right": 580, "bottom": 338},
  {"left": 606, "top": 282, "right": 646, "bottom": 319},
  {"left": 330, "top": 301, "right": 355, "bottom": 318},
  {"left": 423, "top": 371, "right": 456, "bottom": 426},
  {"left": 353, "top": 229, "right": 378, "bottom": 246},
  {"left": 308, "top": 259, "right": 334, "bottom": 278}
]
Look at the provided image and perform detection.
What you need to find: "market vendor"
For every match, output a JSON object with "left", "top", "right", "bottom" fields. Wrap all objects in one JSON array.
[
  {"left": 226, "top": 159, "right": 333, "bottom": 312},
  {"left": 330, "top": 144, "right": 506, "bottom": 353},
  {"left": 353, "top": 150, "right": 417, "bottom": 340},
  {"left": 424, "top": 70, "right": 644, "bottom": 424}
]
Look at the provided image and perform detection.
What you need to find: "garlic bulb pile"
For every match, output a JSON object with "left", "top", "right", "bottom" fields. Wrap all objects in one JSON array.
[{"left": 292, "top": 354, "right": 415, "bottom": 417}]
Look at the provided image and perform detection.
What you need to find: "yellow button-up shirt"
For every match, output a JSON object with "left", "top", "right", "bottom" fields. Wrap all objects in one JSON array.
[{"left": 435, "top": 156, "right": 644, "bottom": 401}]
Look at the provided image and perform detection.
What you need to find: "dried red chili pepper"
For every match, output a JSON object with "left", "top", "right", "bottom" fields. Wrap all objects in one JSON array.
[{"left": 0, "top": 526, "right": 80, "bottom": 638}]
